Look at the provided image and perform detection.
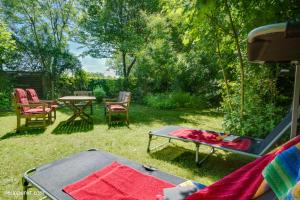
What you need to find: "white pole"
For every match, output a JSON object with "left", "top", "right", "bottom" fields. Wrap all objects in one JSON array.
[{"left": 291, "top": 62, "right": 300, "bottom": 138}]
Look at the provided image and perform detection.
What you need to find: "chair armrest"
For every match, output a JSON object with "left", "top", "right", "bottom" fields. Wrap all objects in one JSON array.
[
  {"left": 17, "top": 103, "right": 47, "bottom": 108},
  {"left": 103, "top": 98, "right": 117, "bottom": 102},
  {"left": 40, "top": 100, "right": 57, "bottom": 105},
  {"left": 106, "top": 101, "right": 129, "bottom": 106}
]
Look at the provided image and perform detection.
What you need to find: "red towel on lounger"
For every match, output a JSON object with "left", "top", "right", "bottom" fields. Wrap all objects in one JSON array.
[
  {"left": 63, "top": 162, "right": 175, "bottom": 200},
  {"left": 184, "top": 135, "right": 300, "bottom": 200},
  {"left": 170, "top": 128, "right": 251, "bottom": 151}
]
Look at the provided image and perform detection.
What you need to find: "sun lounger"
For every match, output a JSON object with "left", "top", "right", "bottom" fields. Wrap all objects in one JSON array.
[
  {"left": 147, "top": 111, "right": 292, "bottom": 165},
  {"left": 22, "top": 149, "right": 186, "bottom": 200},
  {"left": 22, "top": 148, "right": 280, "bottom": 200}
]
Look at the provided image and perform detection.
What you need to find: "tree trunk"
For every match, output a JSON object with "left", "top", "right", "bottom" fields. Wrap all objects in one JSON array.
[
  {"left": 121, "top": 51, "right": 136, "bottom": 90},
  {"left": 225, "top": 0, "right": 245, "bottom": 119},
  {"left": 121, "top": 51, "right": 129, "bottom": 89},
  {"left": 216, "top": 40, "right": 232, "bottom": 112}
]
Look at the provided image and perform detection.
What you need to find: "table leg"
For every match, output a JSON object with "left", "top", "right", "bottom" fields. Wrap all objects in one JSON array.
[{"left": 63, "top": 100, "right": 94, "bottom": 124}]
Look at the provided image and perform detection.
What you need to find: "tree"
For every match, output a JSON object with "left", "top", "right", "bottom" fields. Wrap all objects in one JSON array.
[
  {"left": 0, "top": 21, "right": 16, "bottom": 70},
  {"left": 78, "top": 0, "right": 159, "bottom": 88},
  {"left": 1, "top": 0, "right": 77, "bottom": 70},
  {"left": 1, "top": 0, "right": 80, "bottom": 97}
]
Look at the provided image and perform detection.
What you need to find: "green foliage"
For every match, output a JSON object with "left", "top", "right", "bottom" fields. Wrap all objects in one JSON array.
[
  {"left": 0, "top": 21, "right": 16, "bottom": 69},
  {"left": 133, "top": 8, "right": 220, "bottom": 106},
  {"left": 223, "top": 91, "right": 284, "bottom": 138},
  {"left": 221, "top": 64, "right": 288, "bottom": 137},
  {"left": 144, "top": 92, "right": 208, "bottom": 109},
  {"left": 74, "top": 70, "right": 89, "bottom": 90},
  {"left": 0, "top": 73, "right": 14, "bottom": 110},
  {"left": 1, "top": 0, "right": 80, "bottom": 74},
  {"left": 78, "top": 0, "right": 160, "bottom": 87},
  {"left": 93, "top": 86, "right": 106, "bottom": 103},
  {"left": 56, "top": 70, "right": 122, "bottom": 100},
  {"left": 1, "top": 0, "right": 299, "bottom": 137}
]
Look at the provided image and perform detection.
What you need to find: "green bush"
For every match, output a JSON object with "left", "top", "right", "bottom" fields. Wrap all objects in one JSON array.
[
  {"left": 93, "top": 86, "right": 106, "bottom": 103},
  {"left": 144, "top": 92, "right": 208, "bottom": 109},
  {"left": 223, "top": 102, "right": 283, "bottom": 138},
  {"left": 0, "top": 92, "right": 11, "bottom": 110},
  {"left": 0, "top": 73, "right": 14, "bottom": 111},
  {"left": 222, "top": 79, "right": 285, "bottom": 138}
]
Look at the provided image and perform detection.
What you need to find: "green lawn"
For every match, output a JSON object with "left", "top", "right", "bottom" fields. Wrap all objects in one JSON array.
[{"left": 0, "top": 104, "right": 253, "bottom": 200}]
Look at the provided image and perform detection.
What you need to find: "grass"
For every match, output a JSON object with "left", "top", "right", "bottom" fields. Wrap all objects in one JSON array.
[{"left": 0, "top": 104, "right": 253, "bottom": 200}]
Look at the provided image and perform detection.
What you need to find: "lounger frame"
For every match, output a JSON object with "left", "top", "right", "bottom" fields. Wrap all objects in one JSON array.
[
  {"left": 22, "top": 149, "right": 278, "bottom": 200},
  {"left": 22, "top": 149, "right": 186, "bottom": 200},
  {"left": 147, "top": 132, "right": 261, "bottom": 165},
  {"left": 147, "top": 112, "right": 292, "bottom": 165}
]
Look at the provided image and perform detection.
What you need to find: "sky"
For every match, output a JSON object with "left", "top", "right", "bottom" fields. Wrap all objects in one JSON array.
[{"left": 68, "top": 42, "right": 116, "bottom": 77}]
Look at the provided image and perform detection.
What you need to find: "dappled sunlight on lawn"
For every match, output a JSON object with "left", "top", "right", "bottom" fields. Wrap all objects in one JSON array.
[{"left": 0, "top": 104, "right": 252, "bottom": 199}]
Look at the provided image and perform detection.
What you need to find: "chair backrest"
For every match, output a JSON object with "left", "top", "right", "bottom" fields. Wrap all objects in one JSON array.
[
  {"left": 74, "top": 91, "right": 93, "bottom": 96},
  {"left": 122, "top": 92, "right": 131, "bottom": 105},
  {"left": 14, "top": 88, "right": 30, "bottom": 112},
  {"left": 114, "top": 91, "right": 131, "bottom": 106},
  {"left": 254, "top": 111, "right": 292, "bottom": 155},
  {"left": 26, "top": 88, "right": 40, "bottom": 103},
  {"left": 117, "top": 91, "right": 125, "bottom": 102}
]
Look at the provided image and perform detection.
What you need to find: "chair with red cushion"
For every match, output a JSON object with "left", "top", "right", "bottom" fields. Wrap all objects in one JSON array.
[
  {"left": 13, "top": 88, "right": 53, "bottom": 131},
  {"left": 26, "top": 88, "right": 57, "bottom": 120},
  {"left": 104, "top": 91, "right": 131, "bottom": 127}
]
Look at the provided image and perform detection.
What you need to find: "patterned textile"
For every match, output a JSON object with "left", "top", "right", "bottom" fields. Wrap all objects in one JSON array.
[
  {"left": 263, "top": 143, "right": 300, "bottom": 200},
  {"left": 184, "top": 136, "right": 300, "bottom": 200}
]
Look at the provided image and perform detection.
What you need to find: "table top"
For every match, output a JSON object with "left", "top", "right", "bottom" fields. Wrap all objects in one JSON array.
[{"left": 58, "top": 96, "right": 96, "bottom": 101}]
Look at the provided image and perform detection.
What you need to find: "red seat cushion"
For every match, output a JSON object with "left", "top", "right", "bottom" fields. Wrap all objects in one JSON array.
[
  {"left": 24, "top": 108, "right": 51, "bottom": 114},
  {"left": 15, "top": 88, "right": 30, "bottom": 112},
  {"left": 26, "top": 88, "right": 40, "bottom": 103},
  {"left": 170, "top": 128, "right": 251, "bottom": 151},
  {"left": 109, "top": 104, "right": 127, "bottom": 111}
]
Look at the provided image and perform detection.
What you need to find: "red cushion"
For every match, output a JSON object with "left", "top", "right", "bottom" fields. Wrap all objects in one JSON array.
[
  {"left": 109, "top": 104, "right": 126, "bottom": 111},
  {"left": 15, "top": 88, "right": 30, "bottom": 112},
  {"left": 26, "top": 88, "right": 40, "bottom": 103},
  {"left": 64, "top": 162, "right": 175, "bottom": 200},
  {"left": 170, "top": 128, "right": 251, "bottom": 151},
  {"left": 24, "top": 107, "right": 51, "bottom": 114}
]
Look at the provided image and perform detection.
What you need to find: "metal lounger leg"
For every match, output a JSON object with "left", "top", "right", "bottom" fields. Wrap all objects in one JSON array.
[
  {"left": 22, "top": 177, "right": 28, "bottom": 200},
  {"left": 197, "top": 146, "right": 215, "bottom": 166},
  {"left": 147, "top": 135, "right": 172, "bottom": 152},
  {"left": 147, "top": 134, "right": 153, "bottom": 153},
  {"left": 195, "top": 143, "right": 199, "bottom": 163}
]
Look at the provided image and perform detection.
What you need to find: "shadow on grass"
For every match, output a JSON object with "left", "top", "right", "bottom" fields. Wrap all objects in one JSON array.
[
  {"left": 57, "top": 105, "right": 106, "bottom": 125},
  {"left": 129, "top": 105, "right": 222, "bottom": 126},
  {"left": 150, "top": 145, "right": 253, "bottom": 178},
  {"left": 106, "top": 114, "right": 130, "bottom": 129},
  {"left": 57, "top": 103, "right": 223, "bottom": 127},
  {"left": 0, "top": 127, "right": 45, "bottom": 140},
  {"left": 108, "top": 122, "right": 130, "bottom": 129},
  {"left": 0, "top": 111, "right": 16, "bottom": 118},
  {"left": 52, "top": 120, "right": 94, "bottom": 134}
]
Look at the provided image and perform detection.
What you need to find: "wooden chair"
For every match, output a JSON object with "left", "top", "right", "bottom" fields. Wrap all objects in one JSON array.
[
  {"left": 13, "top": 88, "right": 53, "bottom": 132},
  {"left": 26, "top": 88, "right": 58, "bottom": 121},
  {"left": 74, "top": 91, "right": 94, "bottom": 114},
  {"left": 104, "top": 91, "right": 131, "bottom": 126}
]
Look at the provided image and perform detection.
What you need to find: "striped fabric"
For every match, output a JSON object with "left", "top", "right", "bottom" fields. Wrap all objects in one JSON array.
[{"left": 263, "top": 143, "right": 300, "bottom": 200}]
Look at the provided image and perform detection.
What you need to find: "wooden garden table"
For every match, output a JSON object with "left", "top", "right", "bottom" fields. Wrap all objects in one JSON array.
[{"left": 58, "top": 96, "right": 96, "bottom": 123}]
